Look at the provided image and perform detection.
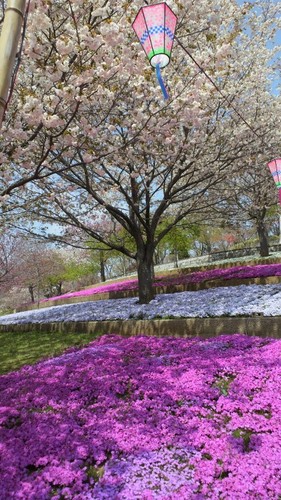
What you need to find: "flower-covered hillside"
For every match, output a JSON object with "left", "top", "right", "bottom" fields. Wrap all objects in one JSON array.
[
  {"left": 0, "top": 334, "right": 281, "bottom": 499},
  {"left": 1, "top": 283, "right": 281, "bottom": 325},
  {"left": 41, "top": 262, "right": 281, "bottom": 303}
]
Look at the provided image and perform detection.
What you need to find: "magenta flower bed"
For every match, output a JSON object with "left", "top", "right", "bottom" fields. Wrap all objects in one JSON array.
[
  {"left": 41, "top": 278, "right": 139, "bottom": 302},
  {"left": 42, "top": 263, "right": 281, "bottom": 303},
  {"left": 157, "top": 262, "right": 281, "bottom": 287},
  {"left": 1, "top": 334, "right": 281, "bottom": 499}
]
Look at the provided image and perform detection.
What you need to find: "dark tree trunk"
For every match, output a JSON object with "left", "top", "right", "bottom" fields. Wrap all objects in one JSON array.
[
  {"left": 100, "top": 251, "right": 106, "bottom": 282},
  {"left": 174, "top": 249, "right": 179, "bottom": 268},
  {"left": 257, "top": 219, "right": 269, "bottom": 257},
  {"left": 28, "top": 285, "right": 35, "bottom": 303},
  {"left": 137, "top": 248, "right": 155, "bottom": 304},
  {"left": 56, "top": 282, "right": 62, "bottom": 295}
]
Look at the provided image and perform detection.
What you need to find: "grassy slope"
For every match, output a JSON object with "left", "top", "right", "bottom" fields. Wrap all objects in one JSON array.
[{"left": 0, "top": 330, "right": 101, "bottom": 375}]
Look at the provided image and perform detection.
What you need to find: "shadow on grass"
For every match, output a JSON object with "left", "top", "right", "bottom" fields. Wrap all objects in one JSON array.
[{"left": 0, "top": 330, "right": 101, "bottom": 375}]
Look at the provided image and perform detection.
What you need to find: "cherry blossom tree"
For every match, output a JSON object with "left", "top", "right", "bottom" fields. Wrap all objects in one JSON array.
[
  {"left": 212, "top": 149, "right": 279, "bottom": 257},
  {"left": 1, "top": 0, "right": 280, "bottom": 302},
  {"left": 0, "top": 231, "right": 59, "bottom": 303},
  {"left": 0, "top": 0, "right": 121, "bottom": 200}
]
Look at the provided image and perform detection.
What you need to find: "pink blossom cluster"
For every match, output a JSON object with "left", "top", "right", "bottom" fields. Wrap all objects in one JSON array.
[
  {"left": 42, "top": 263, "right": 281, "bottom": 303},
  {"left": 0, "top": 334, "right": 281, "bottom": 499}
]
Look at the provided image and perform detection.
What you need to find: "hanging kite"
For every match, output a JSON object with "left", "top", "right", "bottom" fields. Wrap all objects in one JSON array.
[
  {"left": 268, "top": 158, "right": 281, "bottom": 204},
  {"left": 132, "top": 2, "right": 177, "bottom": 100}
]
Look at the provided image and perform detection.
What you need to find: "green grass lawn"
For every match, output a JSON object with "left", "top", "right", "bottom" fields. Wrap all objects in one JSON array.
[{"left": 0, "top": 330, "right": 100, "bottom": 375}]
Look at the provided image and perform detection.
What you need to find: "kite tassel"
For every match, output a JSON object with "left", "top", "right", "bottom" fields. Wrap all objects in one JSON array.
[{"left": 155, "top": 63, "right": 169, "bottom": 100}]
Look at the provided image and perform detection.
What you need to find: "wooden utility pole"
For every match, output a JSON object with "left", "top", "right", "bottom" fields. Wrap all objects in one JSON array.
[{"left": 0, "top": 0, "right": 26, "bottom": 128}]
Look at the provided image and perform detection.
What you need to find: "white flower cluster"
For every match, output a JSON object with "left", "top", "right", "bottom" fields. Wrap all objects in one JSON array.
[{"left": 0, "top": 284, "right": 280, "bottom": 325}]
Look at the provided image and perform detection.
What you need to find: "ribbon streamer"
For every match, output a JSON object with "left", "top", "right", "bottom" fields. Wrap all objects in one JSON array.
[{"left": 155, "top": 63, "right": 169, "bottom": 100}]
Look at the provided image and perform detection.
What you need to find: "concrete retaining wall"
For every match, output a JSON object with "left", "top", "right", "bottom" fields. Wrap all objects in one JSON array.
[{"left": 1, "top": 316, "right": 281, "bottom": 339}]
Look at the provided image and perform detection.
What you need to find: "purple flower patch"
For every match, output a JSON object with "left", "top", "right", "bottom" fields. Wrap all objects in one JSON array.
[{"left": 0, "top": 334, "right": 281, "bottom": 498}]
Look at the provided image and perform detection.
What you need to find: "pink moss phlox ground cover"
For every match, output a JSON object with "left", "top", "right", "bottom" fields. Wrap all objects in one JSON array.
[
  {"left": 1, "top": 334, "right": 281, "bottom": 499},
  {"left": 42, "top": 263, "right": 281, "bottom": 303}
]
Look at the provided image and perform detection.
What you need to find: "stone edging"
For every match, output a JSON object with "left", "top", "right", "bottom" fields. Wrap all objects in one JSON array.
[{"left": 1, "top": 316, "right": 281, "bottom": 338}]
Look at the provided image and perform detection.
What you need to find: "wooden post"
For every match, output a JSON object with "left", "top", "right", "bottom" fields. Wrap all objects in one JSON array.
[{"left": 0, "top": 0, "right": 26, "bottom": 128}]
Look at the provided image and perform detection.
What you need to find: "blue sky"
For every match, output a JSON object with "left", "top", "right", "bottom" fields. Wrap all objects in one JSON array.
[{"left": 237, "top": 0, "right": 281, "bottom": 94}]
